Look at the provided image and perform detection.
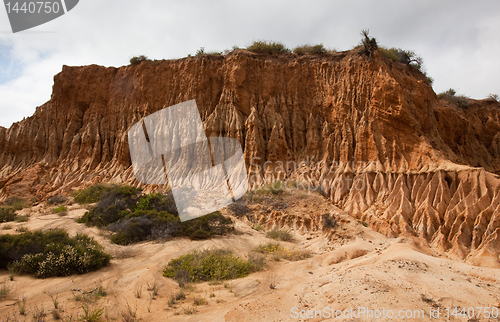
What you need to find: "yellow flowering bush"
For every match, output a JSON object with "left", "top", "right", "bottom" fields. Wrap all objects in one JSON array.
[{"left": 1, "top": 229, "right": 111, "bottom": 278}]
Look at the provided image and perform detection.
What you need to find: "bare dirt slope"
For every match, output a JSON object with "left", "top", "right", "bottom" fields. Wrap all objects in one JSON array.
[{"left": 1, "top": 190, "right": 500, "bottom": 322}]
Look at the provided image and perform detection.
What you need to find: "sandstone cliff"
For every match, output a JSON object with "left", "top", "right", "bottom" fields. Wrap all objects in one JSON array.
[{"left": 1, "top": 49, "right": 500, "bottom": 266}]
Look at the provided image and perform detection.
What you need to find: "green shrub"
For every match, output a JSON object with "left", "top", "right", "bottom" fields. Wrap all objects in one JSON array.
[
  {"left": 0, "top": 207, "right": 16, "bottom": 223},
  {"left": 379, "top": 47, "right": 423, "bottom": 69},
  {"left": 48, "top": 195, "right": 67, "bottom": 205},
  {"left": 108, "top": 210, "right": 233, "bottom": 245},
  {"left": 196, "top": 47, "right": 204, "bottom": 56},
  {"left": 266, "top": 228, "right": 294, "bottom": 241},
  {"left": 252, "top": 224, "right": 264, "bottom": 231},
  {"left": 378, "top": 46, "right": 432, "bottom": 84},
  {"left": 53, "top": 206, "right": 67, "bottom": 214},
  {"left": 16, "top": 226, "right": 28, "bottom": 233},
  {"left": 0, "top": 196, "right": 29, "bottom": 222},
  {"left": 78, "top": 187, "right": 234, "bottom": 245},
  {"left": 3, "top": 197, "right": 27, "bottom": 211},
  {"left": 293, "top": 44, "right": 326, "bottom": 55},
  {"left": 72, "top": 184, "right": 108, "bottom": 204},
  {"left": 439, "top": 88, "right": 456, "bottom": 97},
  {"left": 254, "top": 243, "right": 310, "bottom": 261},
  {"left": 130, "top": 55, "right": 150, "bottom": 65},
  {"left": 378, "top": 47, "right": 401, "bottom": 62},
  {"left": 437, "top": 88, "right": 470, "bottom": 108},
  {"left": 246, "top": 40, "right": 291, "bottom": 53},
  {"left": 135, "top": 192, "right": 177, "bottom": 213},
  {"left": 73, "top": 184, "right": 140, "bottom": 206},
  {"left": 0, "top": 229, "right": 111, "bottom": 278},
  {"left": 254, "top": 242, "right": 281, "bottom": 254},
  {"left": 163, "top": 249, "right": 263, "bottom": 283},
  {"left": 195, "top": 47, "right": 222, "bottom": 56},
  {"left": 14, "top": 215, "right": 29, "bottom": 222},
  {"left": 193, "top": 296, "right": 207, "bottom": 306}
]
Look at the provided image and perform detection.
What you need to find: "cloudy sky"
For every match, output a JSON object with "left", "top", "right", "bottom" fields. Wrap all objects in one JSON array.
[{"left": 0, "top": 0, "right": 499, "bottom": 128}]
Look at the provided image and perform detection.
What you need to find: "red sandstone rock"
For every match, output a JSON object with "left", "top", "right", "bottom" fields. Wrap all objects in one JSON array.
[{"left": 1, "top": 49, "right": 500, "bottom": 265}]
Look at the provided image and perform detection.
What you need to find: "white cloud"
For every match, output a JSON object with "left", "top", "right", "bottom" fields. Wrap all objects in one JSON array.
[{"left": 0, "top": 0, "right": 499, "bottom": 127}]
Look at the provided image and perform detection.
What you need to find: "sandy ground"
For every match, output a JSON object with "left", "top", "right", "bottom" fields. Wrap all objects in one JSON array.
[{"left": 1, "top": 193, "right": 500, "bottom": 322}]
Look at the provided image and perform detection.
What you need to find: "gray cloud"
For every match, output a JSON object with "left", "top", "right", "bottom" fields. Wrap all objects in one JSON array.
[{"left": 0, "top": 0, "right": 499, "bottom": 127}]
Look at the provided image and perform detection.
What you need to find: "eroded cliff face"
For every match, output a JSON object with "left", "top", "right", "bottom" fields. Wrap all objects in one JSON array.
[{"left": 1, "top": 49, "right": 500, "bottom": 265}]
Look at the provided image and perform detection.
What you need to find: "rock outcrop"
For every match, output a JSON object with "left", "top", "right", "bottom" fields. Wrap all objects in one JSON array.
[{"left": 1, "top": 49, "right": 500, "bottom": 265}]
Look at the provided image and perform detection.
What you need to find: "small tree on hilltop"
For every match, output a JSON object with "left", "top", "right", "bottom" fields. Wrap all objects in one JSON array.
[
  {"left": 488, "top": 94, "right": 499, "bottom": 102},
  {"left": 360, "top": 29, "right": 378, "bottom": 60},
  {"left": 130, "top": 55, "right": 150, "bottom": 65}
]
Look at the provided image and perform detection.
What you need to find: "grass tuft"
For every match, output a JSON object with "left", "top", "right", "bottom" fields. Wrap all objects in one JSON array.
[
  {"left": 0, "top": 283, "right": 10, "bottom": 300},
  {"left": 146, "top": 280, "right": 161, "bottom": 299},
  {"left": 266, "top": 228, "right": 294, "bottom": 241},
  {"left": 79, "top": 302, "right": 104, "bottom": 322},
  {"left": 17, "top": 296, "right": 27, "bottom": 315},
  {"left": 52, "top": 308, "right": 61, "bottom": 320},
  {"left": 193, "top": 296, "right": 208, "bottom": 306},
  {"left": 53, "top": 206, "right": 67, "bottom": 214},
  {"left": 31, "top": 304, "right": 46, "bottom": 322}
]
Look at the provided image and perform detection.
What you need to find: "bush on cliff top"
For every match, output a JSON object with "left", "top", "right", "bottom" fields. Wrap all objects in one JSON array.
[
  {"left": 437, "top": 88, "right": 470, "bottom": 109},
  {"left": 357, "top": 29, "right": 433, "bottom": 85},
  {"left": 195, "top": 47, "right": 223, "bottom": 56},
  {"left": 246, "top": 40, "right": 291, "bottom": 53},
  {"left": 130, "top": 55, "right": 150, "bottom": 65},
  {"left": 293, "top": 44, "right": 327, "bottom": 55}
]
